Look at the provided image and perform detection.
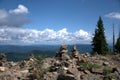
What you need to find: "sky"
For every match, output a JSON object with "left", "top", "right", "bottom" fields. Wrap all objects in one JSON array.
[{"left": 0, "top": 0, "right": 120, "bottom": 45}]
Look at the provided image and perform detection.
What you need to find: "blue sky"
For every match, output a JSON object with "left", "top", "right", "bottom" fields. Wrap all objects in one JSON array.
[{"left": 0, "top": 0, "right": 120, "bottom": 45}]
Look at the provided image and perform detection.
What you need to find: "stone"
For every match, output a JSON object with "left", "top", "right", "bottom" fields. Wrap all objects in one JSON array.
[
  {"left": 91, "top": 68, "right": 103, "bottom": 74},
  {"left": 72, "top": 45, "right": 77, "bottom": 51},
  {"left": 67, "top": 65, "right": 80, "bottom": 79},
  {"left": 115, "top": 67, "right": 120, "bottom": 74},
  {"left": 0, "top": 67, "right": 7, "bottom": 72},
  {"left": 42, "top": 63, "right": 51, "bottom": 69},
  {"left": 55, "top": 44, "right": 68, "bottom": 58},
  {"left": 0, "top": 53, "right": 7, "bottom": 62},
  {"left": 61, "top": 50, "right": 68, "bottom": 53},
  {"left": 9, "top": 61, "right": 17, "bottom": 67},
  {"left": 61, "top": 54, "right": 70, "bottom": 61},
  {"left": 60, "top": 44, "right": 67, "bottom": 50},
  {"left": 44, "top": 72, "right": 58, "bottom": 80},
  {"left": 103, "top": 62, "right": 109, "bottom": 66},
  {"left": 84, "top": 70, "right": 91, "bottom": 75},
  {"left": 57, "top": 74, "right": 76, "bottom": 80}
]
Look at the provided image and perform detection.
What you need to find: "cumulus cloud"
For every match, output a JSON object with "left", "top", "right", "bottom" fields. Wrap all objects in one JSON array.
[
  {"left": 9, "top": 4, "right": 28, "bottom": 14},
  {"left": 0, "top": 4, "right": 30, "bottom": 27},
  {"left": 105, "top": 12, "right": 120, "bottom": 20},
  {"left": 0, "top": 28, "right": 91, "bottom": 44}
]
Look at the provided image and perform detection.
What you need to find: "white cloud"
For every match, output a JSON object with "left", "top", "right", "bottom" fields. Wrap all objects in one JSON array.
[
  {"left": 0, "top": 27, "right": 91, "bottom": 44},
  {"left": 0, "top": 4, "right": 30, "bottom": 27},
  {"left": 9, "top": 4, "right": 28, "bottom": 14},
  {"left": 105, "top": 12, "right": 120, "bottom": 20}
]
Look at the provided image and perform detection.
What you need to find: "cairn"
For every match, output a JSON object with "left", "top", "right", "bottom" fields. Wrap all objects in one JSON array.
[
  {"left": 0, "top": 53, "right": 7, "bottom": 66},
  {"left": 55, "top": 44, "right": 70, "bottom": 60},
  {"left": 71, "top": 45, "right": 80, "bottom": 59}
]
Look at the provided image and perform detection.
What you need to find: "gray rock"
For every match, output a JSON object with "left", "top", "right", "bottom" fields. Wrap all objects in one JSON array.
[
  {"left": 91, "top": 68, "right": 103, "bottom": 74},
  {"left": 61, "top": 54, "right": 70, "bottom": 61},
  {"left": 57, "top": 74, "right": 76, "bottom": 80},
  {"left": 103, "top": 62, "right": 109, "bottom": 66}
]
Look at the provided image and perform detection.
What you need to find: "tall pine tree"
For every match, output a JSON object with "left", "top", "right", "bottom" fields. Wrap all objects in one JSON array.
[
  {"left": 115, "top": 28, "right": 120, "bottom": 53},
  {"left": 92, "top": 17, "right": 109, "bottom": 55},
  {"left": 115, "top": 37, "right": 120, "bottom": 53}
]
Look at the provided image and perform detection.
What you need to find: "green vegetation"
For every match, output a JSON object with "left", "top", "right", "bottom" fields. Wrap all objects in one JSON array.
[
  {"left": 115, "top": 37, "right": 120, "bottom": 53},
  {"left": 32, "top": 55, "right": 46, "bottom": 80},
  {"left": 104, "top": 75, "right": 116, "bottom": 80},
  {"left": 79, "top": 62, "right": 101, "bottom": 70},
  {"left": 92, "top": 17, "right": 109, "bottom": 55},
  {"left": 103, "top": 67, "right": 112, "bottom": 75}
]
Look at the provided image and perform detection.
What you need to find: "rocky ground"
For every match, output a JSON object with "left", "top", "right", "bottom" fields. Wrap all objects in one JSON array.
[{"left": 0, "top": 44, "right": 120, "bottom": 80}]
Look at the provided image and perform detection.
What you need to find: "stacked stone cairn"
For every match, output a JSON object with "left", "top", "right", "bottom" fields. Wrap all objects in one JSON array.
[{"left": 0, "top": 53, "right": 7, "bottom": 66}]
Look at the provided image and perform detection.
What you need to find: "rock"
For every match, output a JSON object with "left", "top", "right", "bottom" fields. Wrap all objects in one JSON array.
[
  {"left": 19, "top": 61, "right": 26, "bottom": 68},
  {"left": 57, "top": 74, "right": 76, "bottom": 80},
  {"left": 44, "top": 72, "right": 58, "bottom": 80},
  {"left": 20, "top": 70, "right": 29, "bottom": 73},
  {"left": 0, "top": 53, "right": 7, "bottom": 62},
  {"left": 61, "top": 54, "right": 70, "bottom": 61},
  {"left": 72, "top": 45, "right": 77, "bottom": 51},
  {"left": 60, "top": 44, "right": 67, "bottom": 50},
  {"left": 9, "top": 61, "right": 17, "bottom": 67},
  {"left": 0, "top": 67, "right": 7, "bottom": 72},
  {"left": 42, "top": 63, "right": 50, "bottom": 69},
  {"left": 103, "top": 62, "right": 109, "bottom": 66},
  {"left": 67, "top": 65, "right": 80, "bottom": 80},
  {"left": 28, "top": 53, "right": 37, "bottom": 62},
  {"left": 91, "top": 68, "right": 103, "bottom": 74},
  {"left": 114, "top": 67, "right": 120, "bottom": 74},
  {"left": 71, "top": 45, "right": 80, "bottom": 58},
  {"left": 84, "top": 70, "right": 91, "bottom": 75},
  {"left": 55, "top": 44, "right": 68, "bottom": 58},
  {"left": 61, "top": 49, "right": 68, "bottom": 53}
]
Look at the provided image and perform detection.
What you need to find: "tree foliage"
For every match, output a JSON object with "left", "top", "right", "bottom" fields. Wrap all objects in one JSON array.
[
  {"left": 115, "top": 37, "right": 120, "bottom": 53},
  {"left": 92, "top": 17, "right": 109, "bottom": 55}
]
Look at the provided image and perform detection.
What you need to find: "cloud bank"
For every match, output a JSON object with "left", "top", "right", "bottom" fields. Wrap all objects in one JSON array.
[
  {"left": 0, "top": 4, "right": 30, "bottom": 27},
  {"left": 105, "top": 12, "right": 120, "bottom": 20},
  {"left": 0, "top": 28, "right": 91, "bottom": 44},
  {"left": 0, "top": 4, "right": 91, "bottom": 44}
]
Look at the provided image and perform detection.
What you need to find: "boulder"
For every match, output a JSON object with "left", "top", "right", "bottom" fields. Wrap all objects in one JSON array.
[
  {"left": 103, "top": 62, "right": 109, "bottom": 66},
  {"left": 57, "top": 73, "right": 75, "bottom": 80},
  {"left": 0, "top": 67, "right": 7, "bottom": 72}
]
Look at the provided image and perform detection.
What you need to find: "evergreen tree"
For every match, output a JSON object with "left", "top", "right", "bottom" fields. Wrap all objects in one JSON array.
[
  {"left": 92, "top": 17, "right": 109, "bottom": 55},
  {"left": 115, "top": 29, "right": 120, "bottom": 53}
]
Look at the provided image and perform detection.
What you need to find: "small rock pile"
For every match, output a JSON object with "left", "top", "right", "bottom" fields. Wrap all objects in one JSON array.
[{"left": 0, "top": 53, "right": 7, "bottom": 66}]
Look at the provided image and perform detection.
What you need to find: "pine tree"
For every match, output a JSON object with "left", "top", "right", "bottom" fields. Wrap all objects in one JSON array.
[
  {"left": 115, "top": 37, "right": 120, "bottom": 53},
  {"left": 92, "top": 17, "right": 109, "bottom": 55},
  {"left": 115, "top": 28, "right": 120, "bottom": 53}
]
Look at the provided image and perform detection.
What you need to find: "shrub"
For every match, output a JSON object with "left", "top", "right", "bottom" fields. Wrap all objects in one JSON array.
[
  {"left": 79, "top": 62, "right": 101, "bottom": 70},
  {"left": 103, "top": 67, "right": 112, "bottom": 75}
]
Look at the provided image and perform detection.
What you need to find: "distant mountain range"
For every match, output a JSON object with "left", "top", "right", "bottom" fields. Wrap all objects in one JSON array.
[{"left": 0, "top": 44, "right": 112, "bottom": 61}]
